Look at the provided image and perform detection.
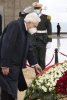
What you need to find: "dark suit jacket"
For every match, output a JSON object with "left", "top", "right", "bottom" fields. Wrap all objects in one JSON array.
[{"left": 0, "top": 18, "right": 37, "bottom": 99}]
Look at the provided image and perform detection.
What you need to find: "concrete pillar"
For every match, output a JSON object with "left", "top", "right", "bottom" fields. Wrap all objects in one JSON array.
[
  {"left": 0, "top": 0, "right": 39, "bottom": 26},
  {"left": 0, "top": 6, "right": 4, "bottom": 32}
]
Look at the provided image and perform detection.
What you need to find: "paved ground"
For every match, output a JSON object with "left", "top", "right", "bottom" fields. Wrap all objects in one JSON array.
[
  {"left": 18, "top": 68, "right": 36, "bottom": 100},
  {"left": 52, "top": 34, "right": 67, "bottom": 38}
]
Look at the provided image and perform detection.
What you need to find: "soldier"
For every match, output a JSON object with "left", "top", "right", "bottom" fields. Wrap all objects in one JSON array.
[
  {"left": 31, "top": 2, "right": 52, "bottom": 75},
  {"left": 57, "top": 23, "right": 61, "bottom": 37}
]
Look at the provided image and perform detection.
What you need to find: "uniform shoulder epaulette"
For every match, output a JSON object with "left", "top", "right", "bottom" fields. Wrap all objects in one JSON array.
[{"left": 47, "top": 15, "right": 51, "bottom": 20}]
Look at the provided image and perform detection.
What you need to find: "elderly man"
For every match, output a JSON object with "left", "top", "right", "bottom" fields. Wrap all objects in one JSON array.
[
  {"left": 0, "top": 12, "right": 42, "bottom": 100},
  {"left": 31, "top": 2, "right": 52, "bottom": 75}
]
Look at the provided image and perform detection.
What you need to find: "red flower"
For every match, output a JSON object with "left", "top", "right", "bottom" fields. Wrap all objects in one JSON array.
[{"left": 55, "top": 70, "right": 67, "bottom": 95}]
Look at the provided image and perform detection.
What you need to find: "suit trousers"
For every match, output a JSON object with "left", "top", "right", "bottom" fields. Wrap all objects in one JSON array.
[
  {"left": 32, "top": 39, "right": 46, "bottom": 75},
  {"left": 1, "top": 90, "right": 15, "bottom": 100}
]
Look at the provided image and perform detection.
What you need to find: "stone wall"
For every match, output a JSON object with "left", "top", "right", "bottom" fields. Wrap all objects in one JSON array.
[{"left": 0, "top": 0, "right": 38, "bottom": 27}]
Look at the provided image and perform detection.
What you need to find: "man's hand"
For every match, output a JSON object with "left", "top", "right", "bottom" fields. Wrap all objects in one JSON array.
[
  {"left": 34, "top": 64, "right": 42, "bottom": 74},
  {"left": 1, "top": 67, "right": 9, "bottom": 75}
]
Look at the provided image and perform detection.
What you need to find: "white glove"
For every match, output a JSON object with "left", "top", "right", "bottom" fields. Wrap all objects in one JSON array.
[{"left": 46, "top": 42, "right": 51, "bottom": 49}]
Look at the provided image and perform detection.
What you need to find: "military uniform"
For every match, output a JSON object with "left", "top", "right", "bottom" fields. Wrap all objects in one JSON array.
[
  {"left": 57, "top": 23, "right": 61, "bottom": 37},
  {"left": 31, "top": 2, "right": 52, "bottom": 74}
]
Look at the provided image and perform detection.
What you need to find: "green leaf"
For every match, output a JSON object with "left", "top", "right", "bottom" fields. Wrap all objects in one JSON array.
[
  {"left": 23, "top": 89, "right": 29, "bottom": 100},
  {"left": 30, "top": 87, "right": 43, "bottom": 100},
  {"left": 45, "top": 93, "right": 53, "bottom": 100}
]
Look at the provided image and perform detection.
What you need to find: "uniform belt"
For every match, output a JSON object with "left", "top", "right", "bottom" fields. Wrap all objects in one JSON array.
[{"left": 36, "top": 30, "right": 47, "bottom": 33}]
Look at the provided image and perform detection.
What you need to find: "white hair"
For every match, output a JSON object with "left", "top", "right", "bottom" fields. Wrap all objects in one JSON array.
[{"left": 24, "top": 12, "right": 41, "bottom": 23}]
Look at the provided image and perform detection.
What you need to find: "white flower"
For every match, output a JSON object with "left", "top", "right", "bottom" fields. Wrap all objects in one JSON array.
[
  {"left": 52, "top": 82, "right": 56, "bottom": 86},
  {"left": 38, "top": 79, "right": 43, "bottom": 83},
  {"left": 32, "top": 84, "right": 34, "bottom": 87},
  {"left": 49, "top": 87, "right": 53, "bottom": 91},
  {"left": 41, "top": 86, "right": 47, "bottom": 92},
  {"left": 36, "top": 82, "right": 41, "bottom": 86},
  {"left": 46, "top": 83, "right": 51, "bottom": 86},
  {"left": 49, "top": 83, "right": 53, "bottom": 88}
]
